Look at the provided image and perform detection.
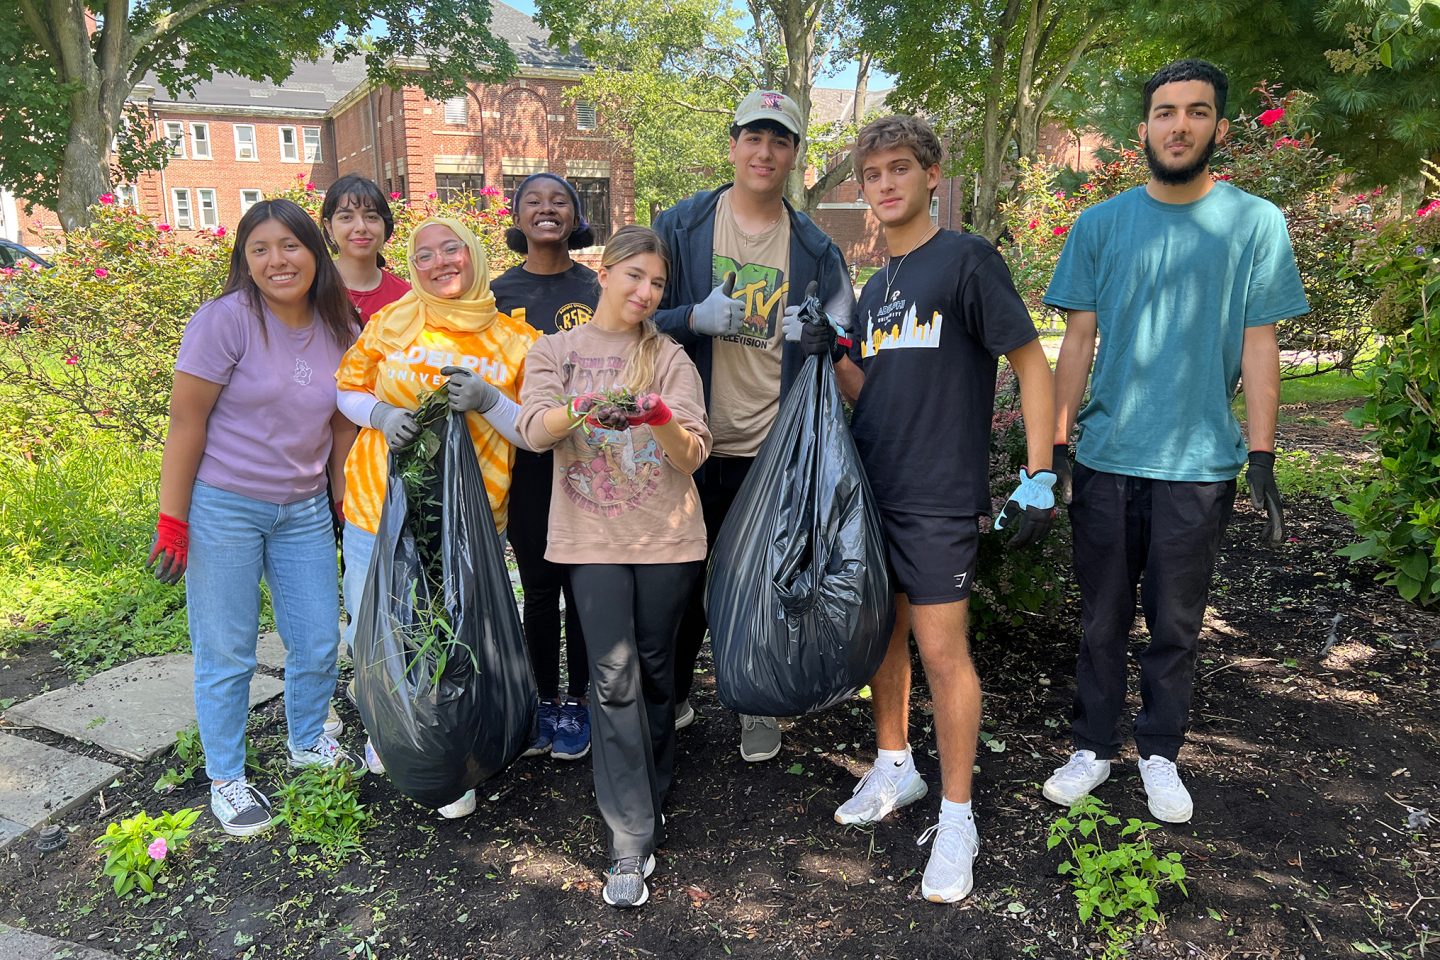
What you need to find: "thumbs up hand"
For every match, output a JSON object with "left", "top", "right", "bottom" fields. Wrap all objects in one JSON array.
[{"left": 690, "top": 271, "right": 745, "bottom": 337}]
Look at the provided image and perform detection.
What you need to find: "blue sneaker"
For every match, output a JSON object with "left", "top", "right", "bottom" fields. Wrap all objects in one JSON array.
[
  {"left": 524, "top": 700, "right": 559, "bottom": 757},
  {"left": 551, "top": 699, "right": 591, "bottom": 760}
]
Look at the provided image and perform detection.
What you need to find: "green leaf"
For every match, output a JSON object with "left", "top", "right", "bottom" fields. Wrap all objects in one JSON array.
[
  {"left": 1379, "top": 41, "right": 1393, "bottom": 69},
  {"left": 1400, "top": 551, "right": 1429, "bottom": 581},
  {"left": 1421, "top": 1, "right": 1440, "bottom": 29},
  {"left": 785, "top": 763, "right": 805, "bottom": 775},
  {"left": 1388, "top": 0, "right": 1413, "bottom": 15}
]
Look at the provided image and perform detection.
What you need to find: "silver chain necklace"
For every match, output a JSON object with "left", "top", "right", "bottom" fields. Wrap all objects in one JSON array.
[{"left": 884, "top": 225, "right": 939, "bottom": 303}]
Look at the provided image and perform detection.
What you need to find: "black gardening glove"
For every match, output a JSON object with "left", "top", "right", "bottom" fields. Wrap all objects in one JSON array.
[
  {"left": 1053, "top": 443, "right": 1073, "bottom": 506},
  {"left": 1246, "top": 450, "right": 1284, "bottom": 546}
]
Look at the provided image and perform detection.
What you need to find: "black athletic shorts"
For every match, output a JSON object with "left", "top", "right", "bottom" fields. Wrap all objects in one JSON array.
[{"left": 878, "top": 509, "right": 980, "bottom": 605}]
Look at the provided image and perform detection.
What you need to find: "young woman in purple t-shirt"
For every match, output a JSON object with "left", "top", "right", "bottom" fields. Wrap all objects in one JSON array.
[{"left": 148, "top": 199, "right": 366, "bottom": 837}]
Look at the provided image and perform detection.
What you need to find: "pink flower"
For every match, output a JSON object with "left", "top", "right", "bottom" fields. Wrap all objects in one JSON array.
[
  {"left": 147, "top": 838, "right": 168, "bottom": 861},
  {"left": 63, "top": 354, "right": 79, "bottom": 365},
  {"left": 479, "top": 186, "right": 502, "bottom": 198},
  {"left": 389, "top": 192, "right": 402, "bottom": 200},
  {"left": 98, "top": 193, "right": 115, "bottom": 205},
  {"left": 1027, "top": 219, "right": 1039, "bottom": 230},
  {"left": 158, "top": 223, "right": 172, "bottom": 233},
  {"left": 1273, "top": 137, "right": 1302, "bottom": 149},
  {"left": 93, "top": 268, "right": 109, "bottom": 279},
  {"left": 305, "top": 182, "right": 316, "bottom": 191},
  {"left": 1052, "top": 225, "right": 1068, "bottom": 236},
  {"left": 1258, "top": 108, "right": 1285, "bottom": 127},
  {"left": 1053, "top": 190, "right": 1066, "bottom": 199},
  {"left": 1080, "top": 183, "right": 1095, "bottom": 192},
  {"left": 1214, "top": 172, "right": 1232, "bottom": 181},
  {"left": 1417, "top": 200, "right": 1439, "bottom": 218},
  {"left": 427, "top": 191, "right": 437, "bottom": 200}
]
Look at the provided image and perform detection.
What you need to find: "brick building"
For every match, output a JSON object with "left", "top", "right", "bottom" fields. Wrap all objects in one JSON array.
[{"left": 6, "top": 2, "right": 633, "bottom": 252}]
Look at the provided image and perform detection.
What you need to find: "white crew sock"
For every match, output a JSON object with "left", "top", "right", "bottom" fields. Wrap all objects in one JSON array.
[
  {"left": 876, "top": 746, "right": 912, "bottom": 773},
  {"left": 941, "top": 798, "right": 974, "bottom": 823}
]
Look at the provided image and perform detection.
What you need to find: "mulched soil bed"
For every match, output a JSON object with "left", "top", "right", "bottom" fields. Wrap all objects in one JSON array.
[{"left": 1, "top": 406, "right": 1436, "bottom": 959}]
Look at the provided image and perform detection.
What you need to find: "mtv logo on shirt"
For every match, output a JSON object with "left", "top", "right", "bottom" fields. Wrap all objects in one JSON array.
[{"left": 712, "top": 255, "right": 788, "bottom": 349}]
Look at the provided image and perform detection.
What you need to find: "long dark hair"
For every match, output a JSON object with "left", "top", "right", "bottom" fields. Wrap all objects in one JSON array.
[
  {"left": 224, "top": 199, "right": 358, "bottom": 347},
  {"left": 321, "top": 174, "right": 396, "bottom": 268}
]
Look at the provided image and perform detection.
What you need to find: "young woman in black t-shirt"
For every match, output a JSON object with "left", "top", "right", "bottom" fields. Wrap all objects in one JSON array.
[{"left": 490, "top": 173, "right": 599, "bottom": 762}]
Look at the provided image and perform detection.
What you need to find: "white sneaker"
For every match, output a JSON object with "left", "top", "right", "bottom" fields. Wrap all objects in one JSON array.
[
  {"left": 1138, "top": 756, "right": 1192, "bottom": 823},
  {"left": 288, "top": 733, "right": 366, "bottom": 776},
  {"left": 439, "top": 789, "right": 476, "bottom": 819},
  {"left": 323, "top": 704, "right": 344, "bottom": 738},
  {"left": 363, "top": 738, "right": 385, "bottom": 776},
  {"left": 1042, "top": 750, "right": 1111, "bottom": 807},
  {"left": 918, "top": 817, "right": 979, "bottom": 903},
  {"left": 834, "top": 761, "right": 928, "bottom": 825}
]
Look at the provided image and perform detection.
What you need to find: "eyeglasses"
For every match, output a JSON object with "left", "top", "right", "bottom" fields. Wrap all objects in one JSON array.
[{"left": 412, "top": 241, "right": 467, "bottom": 269}]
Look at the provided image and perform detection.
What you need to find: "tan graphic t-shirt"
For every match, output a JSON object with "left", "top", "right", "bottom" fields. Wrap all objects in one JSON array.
[{"left": 708, "top": 193, "right": 791, "bottom": 457}]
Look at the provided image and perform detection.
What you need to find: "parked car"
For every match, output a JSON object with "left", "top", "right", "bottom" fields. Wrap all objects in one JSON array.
[{"left": 0, "top": 239, "right": 51, "bottom": 324}]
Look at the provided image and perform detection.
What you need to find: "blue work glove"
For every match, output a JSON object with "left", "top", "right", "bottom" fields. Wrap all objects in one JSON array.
[
  {"left": 690, "top": 272, "right": 743, "bottom": 337},
  {"left": 440, "top": 365, "right": 500, "bottom": 414},
  {"left": 994, "top": 468, "right": 1057, "bottom": 548},
  {"left": 783, "top": 280, "right": 852, "bottom": 361}
]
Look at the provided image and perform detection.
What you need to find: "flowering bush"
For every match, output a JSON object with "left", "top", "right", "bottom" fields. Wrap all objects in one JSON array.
[
  {"left": 1336, "top": 164, "right": 1440, "bottom": 607},
  {"left": 0, "top": 181, "right": 518, "bottom": 451},
  {"left": 1004, "top": 87, "right": 1377, "bottom": 376},
  {"left": 971, "top": 366, "right": 1071, "bottom": 640}
]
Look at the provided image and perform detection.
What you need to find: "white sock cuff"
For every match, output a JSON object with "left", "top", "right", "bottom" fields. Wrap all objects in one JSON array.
[
  {"left": 876, "top": 746, "right": 912, "bottom": 770},
  {"left": 940, "top": 798, "right": 973, "bottom": 822}
]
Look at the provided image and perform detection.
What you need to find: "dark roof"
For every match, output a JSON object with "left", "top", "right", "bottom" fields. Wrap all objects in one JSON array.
[{"left": 140, "top": 1, "right": 587, "bottom": 111}]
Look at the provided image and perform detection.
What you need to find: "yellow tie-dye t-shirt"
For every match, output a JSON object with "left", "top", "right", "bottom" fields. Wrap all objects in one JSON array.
[{"left": 336, "top": 311, "right": 539, "bottom": 535}]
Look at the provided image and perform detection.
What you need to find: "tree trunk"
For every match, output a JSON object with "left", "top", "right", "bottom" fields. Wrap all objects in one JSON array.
[
  {"left": 853, "top": 52, "right": 871, "bottom": 126},
  {"left": 775, "top": 0, "right": 816, "bottom": 207},
  {"left": 57, "top": 87, "right": 114, "bottom": 231},
  {"left": 973, "top": 0, "right": 1024, "bottom": 241}
]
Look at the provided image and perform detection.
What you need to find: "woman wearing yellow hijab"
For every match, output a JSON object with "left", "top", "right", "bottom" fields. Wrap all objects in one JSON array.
[{"left": 334, "top": 218, "right": 538, "bottom": 815}]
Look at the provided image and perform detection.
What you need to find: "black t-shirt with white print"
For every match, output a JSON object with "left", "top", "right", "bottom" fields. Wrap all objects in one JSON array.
[
  {"left": 849, "top": 230, "right": 1038, "bottom": 518},
  {"left": 490, "top": 262, "right": 598, "bottom": 336}
]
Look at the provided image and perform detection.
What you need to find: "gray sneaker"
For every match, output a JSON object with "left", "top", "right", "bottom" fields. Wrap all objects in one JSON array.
[
  {"left": 323, "top": 703, "right": 344, "bottom": 737},
  {"left": 739, "top": 714, "right": 782, "bottom": 762},
  {"left": 674, "top": 698, "right": 696, "bottom": 731},
  {"left": 288, "top": 733, "right": 366, "bottom": 775},
  {"left": 603, "top": 854, "right": 656, "bottom": 908},
  {"left": 210, "top": 778, "right": 273, "bottom": 837}
]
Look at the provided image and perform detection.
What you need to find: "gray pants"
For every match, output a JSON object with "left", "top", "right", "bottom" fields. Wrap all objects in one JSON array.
[{"left": 571, "top": 561, "right": 702, "bottom": 859}]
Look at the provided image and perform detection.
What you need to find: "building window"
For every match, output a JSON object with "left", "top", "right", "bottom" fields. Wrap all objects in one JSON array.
[
  {"left": 279, "top": 126, "right": 299, "bottom": 162},
  {"left": 197, "top": 189, "right": 219, "bottom": 229},
  {"left": 435, "top": 173, "right": 485, "bottom": 202},
  {"left": 171, "top": 189, "right": 193, "bottom": 229},
  {"left": 190, "top": 123, "right": 211, "bottom": 160},
  {"left": 444, "top": 97, "right": 468, "bottom": 125},
  {"left": 239, "top": 189, "right": 263, "bottom": 213},
  {"left": 114, "top": 184, "right": 139, "bottom": 208},
  {"left": 234, "top": 124, "right": 257, "bottom": 161},
  {"left": 163, "top": 121, "right": 185, "bottom": 158},
  {"left": 302, "top": 126, "right": 322, "bottom": 163},
  {"left": 397, "top": 175, "right": 406, "bottom": 198},
  {"left": 576, "top": 102, "right": 597, "bottom": 131},
  {"left": 571, "top": 177, "right": 610, "bottom": 244}
]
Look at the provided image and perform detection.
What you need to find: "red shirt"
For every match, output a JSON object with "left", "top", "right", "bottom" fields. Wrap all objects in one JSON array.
[{"left": 346, "top": 270, "right": 412, "bottom": 325}]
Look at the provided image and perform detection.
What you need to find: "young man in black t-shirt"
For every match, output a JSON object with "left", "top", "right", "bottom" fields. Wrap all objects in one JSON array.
[{"left": 808, "top": 115, "right": 1057, "bottom": 903}]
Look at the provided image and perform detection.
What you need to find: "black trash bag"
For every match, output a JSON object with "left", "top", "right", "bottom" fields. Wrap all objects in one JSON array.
[
  {"left": 353, "top": 412, "right": 536, "bottom": 808},
  {"left": 706, "top": 354, "right": 895, "bottom": 717}
]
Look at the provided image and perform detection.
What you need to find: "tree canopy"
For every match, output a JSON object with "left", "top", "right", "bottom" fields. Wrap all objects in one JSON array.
[{"left": 5, "top": 1, "right": 517, "bottom": 229}]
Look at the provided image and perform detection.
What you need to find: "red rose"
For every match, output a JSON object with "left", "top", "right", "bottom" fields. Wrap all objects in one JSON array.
[{"left": 1257, "top": 108, "right": 1285, "bottom": 127}]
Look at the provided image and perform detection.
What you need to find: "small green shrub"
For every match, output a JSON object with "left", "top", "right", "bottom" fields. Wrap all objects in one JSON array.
[
  {"left": 94, "top": 807, "right": 200, "bottom": 898},
  {"left": 274, "top": 764, "right": 367, "bottom": 861},
  {"left": 1336, "top": 163, "right": 1440, "bottom": 607},
  {"left": 1047, "top": 795, "right": 1188, "bottom": 959},
  {"left": 971, "top": 366, "right": 1071, "bottom": 639}
]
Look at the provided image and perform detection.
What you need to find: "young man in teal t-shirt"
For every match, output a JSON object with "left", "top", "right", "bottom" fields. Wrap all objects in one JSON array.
[{"left": 1042, "top": 59, "right": 1309, "bottom": 824}]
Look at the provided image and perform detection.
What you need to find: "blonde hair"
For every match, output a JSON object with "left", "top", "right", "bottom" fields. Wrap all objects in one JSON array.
[{"left": 601, "top": 225, "right": 671, "bottom": 393}]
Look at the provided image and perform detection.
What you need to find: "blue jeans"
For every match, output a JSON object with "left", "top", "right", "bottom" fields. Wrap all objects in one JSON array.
[
  {"left": 186, "top": 481, "right": 341, "bottom": 780},
  {"left": 341, "top": 522, "right": 377, "bottom": 655}
]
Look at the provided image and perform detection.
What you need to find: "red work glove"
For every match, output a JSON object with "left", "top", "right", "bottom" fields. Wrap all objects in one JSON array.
[
  {"left": 566, "top": 392, "right": 602, "bottom": 423},
  {"left": 625, "top": 393, "right": 673, "bottom": 427},
  {"left": 149, "top": 513, "right": 189, "bottom": 584},
  {"left": 333, "top": 499, "right": 346, "bottom": 526}
]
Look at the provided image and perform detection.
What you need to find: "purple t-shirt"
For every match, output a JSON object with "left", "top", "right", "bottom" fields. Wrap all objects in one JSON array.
[{"left": 175, "top": 290, "right": 349, "bottom": 504}]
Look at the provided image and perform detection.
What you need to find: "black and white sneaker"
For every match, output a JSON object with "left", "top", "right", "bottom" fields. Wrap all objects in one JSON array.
[{"left": 210, "top": 778, "right": 273, "bottom": 837}]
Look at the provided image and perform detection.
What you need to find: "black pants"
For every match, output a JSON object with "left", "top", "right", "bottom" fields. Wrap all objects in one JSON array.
[
  {"left": 571, "top": 561, "right": 701, "bottom": 859},
  {"left": 1068, "top": 464, "right": 1235, "bottom": 762},
  {"left": 509, "top": 451, "right": 587, "bottom": 701},
  {"left": 672, "top": 455, "right": 753, "bottom": 704}
]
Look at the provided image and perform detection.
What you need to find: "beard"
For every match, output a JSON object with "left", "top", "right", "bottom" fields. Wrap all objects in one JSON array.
[{"left": 1143, "top": 129, "right": 1219, "bottom": 185}]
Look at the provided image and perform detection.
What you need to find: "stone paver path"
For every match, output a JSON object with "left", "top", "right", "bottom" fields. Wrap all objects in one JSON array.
[
  {"left": 0, "top": 734, "right": 121, "bottom": 847},
  {"left": 6, "top": 655, "right": 282, "bottom": 762},
  {"left": 0, "top": 923, "right": 122, "bottom": 959}
]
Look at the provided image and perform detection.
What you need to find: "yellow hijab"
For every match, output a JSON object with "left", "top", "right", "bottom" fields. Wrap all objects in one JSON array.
[{"left": 373, "top": 217, "right": 498, "bottom": 350}]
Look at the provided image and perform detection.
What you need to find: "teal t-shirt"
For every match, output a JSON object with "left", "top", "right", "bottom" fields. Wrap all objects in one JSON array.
[{"left": 1043, "top": 183, "right": 1309, "bottom": 482}]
